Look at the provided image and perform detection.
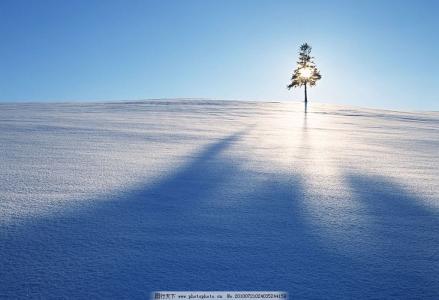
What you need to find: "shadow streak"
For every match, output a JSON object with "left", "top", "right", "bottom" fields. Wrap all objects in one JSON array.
[{"left": 346, "top": 173, "right": 439, "bottom": 297}]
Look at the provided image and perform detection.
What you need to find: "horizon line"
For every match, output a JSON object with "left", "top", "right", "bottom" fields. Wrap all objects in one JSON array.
[{"left": 0, "top": 98, "right": 437, "bottom": 113}]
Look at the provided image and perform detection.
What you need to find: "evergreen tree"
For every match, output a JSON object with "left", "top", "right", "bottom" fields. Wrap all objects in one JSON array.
[{"left": 288, "top": 43, "right": 321, "bottom": 112}]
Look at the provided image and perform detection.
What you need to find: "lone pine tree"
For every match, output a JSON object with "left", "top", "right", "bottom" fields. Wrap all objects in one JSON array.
[{"left": 288, "top": 43, "right": 322, "bottom": 112}]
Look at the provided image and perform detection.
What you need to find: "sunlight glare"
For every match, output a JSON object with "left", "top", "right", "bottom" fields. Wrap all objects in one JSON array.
[{"left": 299, "top": 67, "right": 312, "bottom": 79}]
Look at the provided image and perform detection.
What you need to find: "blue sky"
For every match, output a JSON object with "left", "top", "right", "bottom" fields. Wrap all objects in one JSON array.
[{"left": 0, "top": 0, "right": 438, "bottom": 110}]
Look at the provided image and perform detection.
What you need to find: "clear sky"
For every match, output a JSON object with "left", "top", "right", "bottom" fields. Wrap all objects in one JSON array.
[{"left": 0, "top": 0, "right": 438, "bottom": 110}]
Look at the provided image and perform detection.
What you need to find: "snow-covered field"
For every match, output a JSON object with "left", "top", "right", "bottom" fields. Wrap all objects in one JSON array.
[{"left": 0, "top": 100, "right": 438, "bottom": 299}]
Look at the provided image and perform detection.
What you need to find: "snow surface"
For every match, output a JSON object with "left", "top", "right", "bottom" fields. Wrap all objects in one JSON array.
[{"left": 0, "top": 100, "right": 438, "bottom": 299}]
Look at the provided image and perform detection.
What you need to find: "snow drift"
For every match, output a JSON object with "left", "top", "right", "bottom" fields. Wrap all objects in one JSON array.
[{"left": 0, "top": 100, "right": 438, "bottom": 299}]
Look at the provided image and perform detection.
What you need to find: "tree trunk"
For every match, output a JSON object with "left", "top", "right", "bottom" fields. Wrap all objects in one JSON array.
[
  {"left": 304, "top": 82, "right": 308, "bottom": 103},
  {"left": 304, "top": 83, "right": 308, "bottom": 113}
]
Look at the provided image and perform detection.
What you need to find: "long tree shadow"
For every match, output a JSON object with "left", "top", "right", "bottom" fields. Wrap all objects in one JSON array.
[
  {"left": 346, "top": 173, "right": 439, "bottom": 298},
  {"left": 0, "top": 129, "right": 251, "bottom": 297}
]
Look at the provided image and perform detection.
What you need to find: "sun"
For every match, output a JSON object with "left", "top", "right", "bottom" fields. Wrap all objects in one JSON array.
[{"left": 299, "top": 67, "right": 312, "bottom": 79}]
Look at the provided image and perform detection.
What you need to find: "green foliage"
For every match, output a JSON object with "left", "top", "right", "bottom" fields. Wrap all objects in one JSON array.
[{"left": 287, "top": 43, "right": 322, "bottom": 89}]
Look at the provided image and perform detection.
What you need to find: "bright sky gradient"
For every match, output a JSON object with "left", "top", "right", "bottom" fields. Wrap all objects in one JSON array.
[{"left": 0, "top": 0, "right": 438, "bottom": 110}]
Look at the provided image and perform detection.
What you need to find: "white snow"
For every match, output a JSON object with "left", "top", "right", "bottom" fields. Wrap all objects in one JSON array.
[{"left": 0, "top": 100, "right": 438, "bottom": 299}]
